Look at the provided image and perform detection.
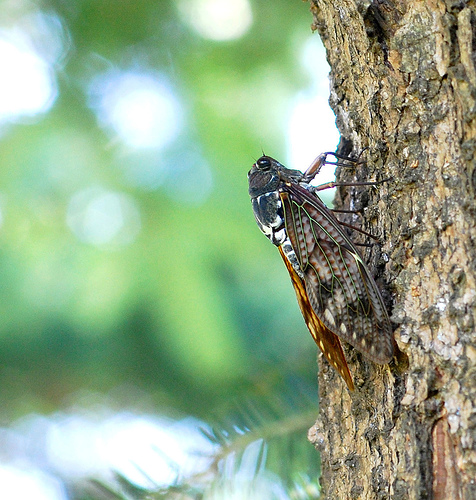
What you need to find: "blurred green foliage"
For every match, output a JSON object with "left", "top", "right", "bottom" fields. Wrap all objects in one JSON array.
[
  {"left": 0, "top": 0, "right": 331, "bottom": 447},
  {"left": 0, "top": 1, "right": 341, "bottom": 497}
]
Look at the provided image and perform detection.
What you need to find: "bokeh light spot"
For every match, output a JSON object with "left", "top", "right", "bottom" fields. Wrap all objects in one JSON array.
[
  {"left": 67, "top": 188, "right": 141, "bottom": 247},
  {"left": 0, "top": 465, "right": 66, "bottom": 500},
  {"left": 178, "top": 0, "right": 253, "bottom": 41},
  {"left": 1, "top": 409, "right": 216, "bottom": 492},
  {"left": 287, "top": 37, "right": 339, "bottom": 184},
  {"left": 0, "top": 34, "right": 56, "bottom": 123},
  {"left": 89, "top": 71, "right": 182, "bottom": 149},
  {"left": 169, "top": 155, "right": 213, "bottom": 205}
]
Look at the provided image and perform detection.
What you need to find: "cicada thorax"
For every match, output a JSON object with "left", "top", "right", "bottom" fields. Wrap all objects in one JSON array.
[{"left": 248, "top": 154, "right": 394, "bottom": 390}]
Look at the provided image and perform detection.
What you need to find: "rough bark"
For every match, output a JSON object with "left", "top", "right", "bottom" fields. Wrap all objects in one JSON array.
[{"left": 306, "top": 2, "right": 476, "bottom": 499}]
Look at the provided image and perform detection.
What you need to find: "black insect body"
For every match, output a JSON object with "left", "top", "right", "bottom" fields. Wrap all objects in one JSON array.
[{"left": 248, "top": 154, "right": 394, "bottom": 390}]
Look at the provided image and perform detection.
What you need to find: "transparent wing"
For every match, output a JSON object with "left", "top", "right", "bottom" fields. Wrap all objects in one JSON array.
[
  {"left": 278, "top": 246, "right": 354, "bottom": 391},
  {"left": 280, "top": 185, "right": 394, "bottom": 364}
]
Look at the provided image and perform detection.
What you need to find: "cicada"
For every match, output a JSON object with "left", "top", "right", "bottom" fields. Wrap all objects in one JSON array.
[{"left": 247, "top": 153, "right": 393, "bottom": 391}]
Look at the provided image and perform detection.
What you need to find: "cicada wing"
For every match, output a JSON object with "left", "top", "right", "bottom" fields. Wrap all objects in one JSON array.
[
  {"left": 278, "top": 246, "right": 354, "bottom": 391},
  {"left": 281, "top": 186, "right": 394, "bottom": 364}
]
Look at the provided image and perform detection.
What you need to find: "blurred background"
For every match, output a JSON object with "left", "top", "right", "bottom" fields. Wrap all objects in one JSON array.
[{"left": 0, "top": 0, "right": 339, "bottom": 498}]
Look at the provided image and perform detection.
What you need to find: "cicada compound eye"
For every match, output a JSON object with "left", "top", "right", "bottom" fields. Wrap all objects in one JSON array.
[{"left": 256, "top": 156, "right": 271, "bottom": 170}]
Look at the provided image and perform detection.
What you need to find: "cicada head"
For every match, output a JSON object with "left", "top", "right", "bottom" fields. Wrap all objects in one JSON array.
[
  {"left": 248, "top": 155, "right": 307, "bottom": 246},
  {"left": 248, "top": 156, "right": 281, "bottom": 198}
]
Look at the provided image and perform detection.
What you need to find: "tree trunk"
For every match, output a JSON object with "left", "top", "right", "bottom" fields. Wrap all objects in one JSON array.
[{"left": 307, "top": 2, "right": 476, "bottom": 499}]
